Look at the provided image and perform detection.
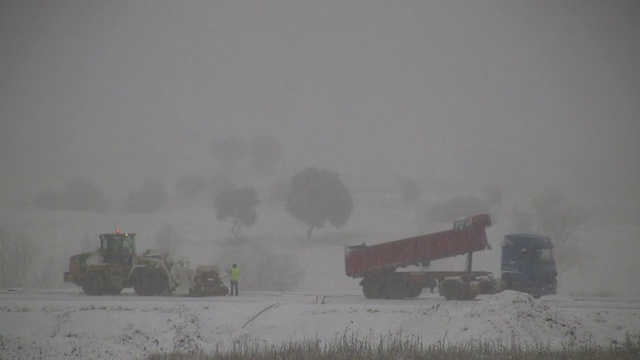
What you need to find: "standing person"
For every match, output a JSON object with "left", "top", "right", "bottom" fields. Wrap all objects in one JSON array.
[{"left": 228, "top": 263, "right": 239, "bottom": 296}]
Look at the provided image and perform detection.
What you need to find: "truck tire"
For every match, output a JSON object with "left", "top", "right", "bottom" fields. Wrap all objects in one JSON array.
[
  {"left": 363, "top": 274, "right": 414, "bottom": 299},
  {"left": 381, "top": 281, "right": 405, "bottom": 299},
  {"left": 404, "top": 285, "right": 423, "bottom": 298},
  {"left": 362, "top": 278, "right": 382, "bottom": 299},
  {"left": 362, "top": 281, "right": 379, "bottom": 299},
  {"left": 439, "top": 278, "right": 460, "bottom": 300}
]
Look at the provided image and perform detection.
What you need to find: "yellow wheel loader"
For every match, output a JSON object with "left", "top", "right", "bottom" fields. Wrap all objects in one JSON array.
[{"left": 64, "top": 231, "right": 228, "bottom": 296}]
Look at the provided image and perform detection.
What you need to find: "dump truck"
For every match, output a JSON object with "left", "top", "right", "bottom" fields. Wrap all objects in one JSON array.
[
  {"left": 64, "top": 230, "right": 229, "bottom": 296},
  {"left": 344, "top": 214, "right": 558, "bottom": 300}
]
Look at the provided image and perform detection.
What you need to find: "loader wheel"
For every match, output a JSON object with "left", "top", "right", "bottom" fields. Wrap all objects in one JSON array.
[
  {"left": 104, "top": 283, "right": 123, "bottom": 295},
  {"left": 82, "top": 273, "right": 105, "bottom": 296},
  {"left": 133, "top": 268, "right": 155, "bottom": 296},
  {"left": 154, "top": 272, "right": 170, "bottom": 296}
]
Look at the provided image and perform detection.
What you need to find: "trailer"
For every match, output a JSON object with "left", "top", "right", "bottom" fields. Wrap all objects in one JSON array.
[{"left": 344, "top": 214, "right": 557, "bottom": 300}]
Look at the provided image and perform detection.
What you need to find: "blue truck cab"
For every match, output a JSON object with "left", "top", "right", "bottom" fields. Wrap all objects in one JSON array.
[{"left": 501, "top": 234, "right": 558, "bottom": 298}]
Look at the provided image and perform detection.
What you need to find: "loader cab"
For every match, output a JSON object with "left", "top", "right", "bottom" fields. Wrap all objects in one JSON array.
[
  {"left": 99, "top": 232, "right": 137, "bottom": 265},
  {"left": 501, "top": 234, "right": 558, "bottom": 296}
]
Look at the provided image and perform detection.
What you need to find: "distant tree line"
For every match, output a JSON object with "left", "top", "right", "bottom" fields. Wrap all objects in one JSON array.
[
  {"left": 35, "top": 177, "right": 167, "bottom": 214},
  {"left": 35, "top": 178, "right": 109, "bottom": 212}
]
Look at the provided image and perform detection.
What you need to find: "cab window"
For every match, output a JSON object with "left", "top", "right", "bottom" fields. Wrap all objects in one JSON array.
[{"left": 122, "top": 237, "right": 133, "bottom": 253}]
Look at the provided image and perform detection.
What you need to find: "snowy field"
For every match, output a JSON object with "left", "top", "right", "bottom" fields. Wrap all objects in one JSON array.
[
  {"left": 1, "top": 288, "right": 639, "bottom": 359},
  {"left": 1, "top": 192, "right": 639, "bottom": 359}
]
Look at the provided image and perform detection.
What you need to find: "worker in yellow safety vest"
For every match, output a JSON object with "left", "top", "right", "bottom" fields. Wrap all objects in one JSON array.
[{"left": 228, "top": 264, "right": 239, "bottom": 296}]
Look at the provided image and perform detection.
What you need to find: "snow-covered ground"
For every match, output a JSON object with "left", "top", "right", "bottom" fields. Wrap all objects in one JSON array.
[
  {"left": 1, "top": 288, "right": 639, "bottom": 360},
  {"left": 1, "top": 192, "right": 639, "bottom": 359}
]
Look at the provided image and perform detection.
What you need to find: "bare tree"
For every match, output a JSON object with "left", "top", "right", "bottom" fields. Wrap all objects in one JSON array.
[
  {"left": 81, "top": 232, "right": 94, "bottom": 253},
  {"left": 33, "top": 256, "right": 57, "bottom": 288},
  {"left": 214, "top": 187, "right": 259, "bottom": 239},
  {"left": 125, "top": 178, "right": 167, "bottom": 213},
  {"left": 0, "top": 227, "right": 37, "bottom": 288},
  {"left": 512, "top": 189, "right": 588, "bottom": 271},
  {"left": 154, "top": 224, "right": 183, "bottom": 255}
]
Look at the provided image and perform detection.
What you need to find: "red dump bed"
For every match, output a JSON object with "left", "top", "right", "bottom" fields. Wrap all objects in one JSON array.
[{"left": 344, "top": 214, "right": 492, "bottom": 278}]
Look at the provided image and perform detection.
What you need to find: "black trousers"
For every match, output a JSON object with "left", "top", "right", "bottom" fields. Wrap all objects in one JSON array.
[{"left": 230, "top": 280, "right": 238, "bottom": 296}]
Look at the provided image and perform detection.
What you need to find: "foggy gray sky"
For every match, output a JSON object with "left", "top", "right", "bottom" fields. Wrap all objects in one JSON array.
[{"left": 1, "top": 0, "right": 638, "bottom": 209}]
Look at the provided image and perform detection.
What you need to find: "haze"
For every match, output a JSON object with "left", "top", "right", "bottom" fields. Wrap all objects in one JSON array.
[{"left": 1, "top": 0, "right": 638, "bottom": 216}]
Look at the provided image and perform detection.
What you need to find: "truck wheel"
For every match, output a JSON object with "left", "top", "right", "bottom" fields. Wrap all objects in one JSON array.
[
  {"left": 404, "top": 285, "right": 423, "bottom": 298},
  {"left": 439, "top": 279, "right": 459, "bottom": 300},
  {"left": 362, "top": 280, "right": 381, "bottom": 299},
  {"left": 381, "top": 282, "right": 405, "bottom": 299}
]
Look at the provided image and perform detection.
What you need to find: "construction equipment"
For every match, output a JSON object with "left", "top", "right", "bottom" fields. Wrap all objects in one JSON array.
[
  {"left": 344, "top": 214, "right": 557, "bottom": 300},
  {"left": 63, "top": 231, "right": 229, "bottom": 296}
]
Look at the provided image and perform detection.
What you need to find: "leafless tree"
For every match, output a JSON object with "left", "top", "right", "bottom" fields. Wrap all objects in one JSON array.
[
  {"left": 512, "top": 189, "right": 588, "bottom": 271},
  {"left": 0, "top": 227, "right": 37, "bottom": 288}
]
